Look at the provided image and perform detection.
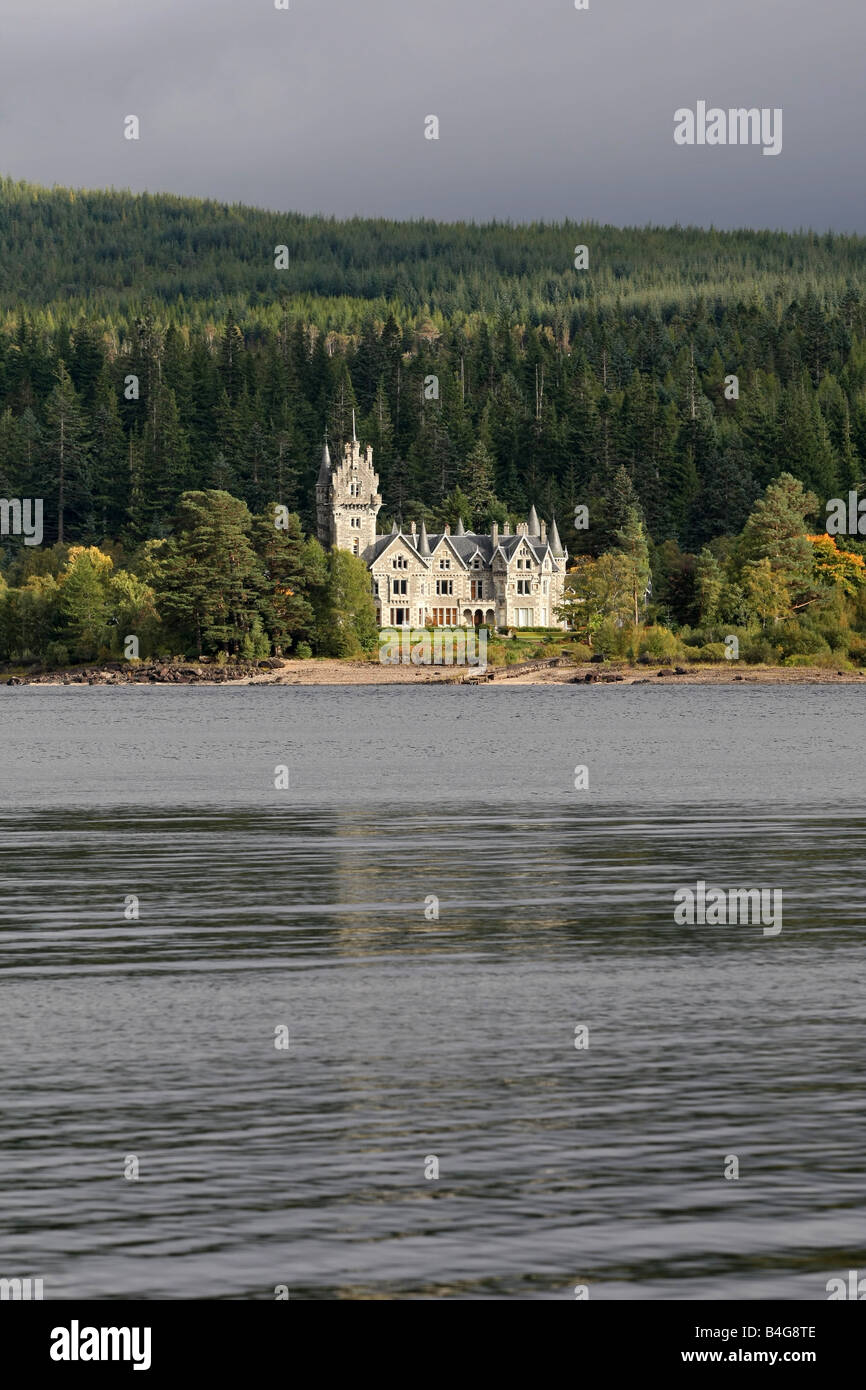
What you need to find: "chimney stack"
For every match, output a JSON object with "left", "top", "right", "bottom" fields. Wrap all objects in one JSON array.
[
  {"left": 410, "top": 521, "right": 417, "bottom": 536},
  {"left": 444, "top": 524, "right": 450, "bottom": 536},
  {"left": 503, "top": 520, "right": 511, "bottom": 537},
  {"left": 492, "top": 522, "right": 499, "bottom": 546},
  {"left": 541, "top": 520, "right": 547, "bottom": 544}
]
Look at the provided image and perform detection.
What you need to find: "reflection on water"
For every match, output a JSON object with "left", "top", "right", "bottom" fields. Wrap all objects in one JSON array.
[{"left": 0, "top": 687, "right": 865, "bottom": 1298}]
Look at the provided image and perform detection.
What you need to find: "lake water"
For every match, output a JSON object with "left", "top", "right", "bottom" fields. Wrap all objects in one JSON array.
[{"left": 1, "top": 684, "right": 864, "bottom": 1299}]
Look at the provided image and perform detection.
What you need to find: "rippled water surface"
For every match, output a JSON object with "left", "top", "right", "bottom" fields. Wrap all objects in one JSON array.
[{"left": 1, "top": 685, "right": 864, "bottom": 1299}]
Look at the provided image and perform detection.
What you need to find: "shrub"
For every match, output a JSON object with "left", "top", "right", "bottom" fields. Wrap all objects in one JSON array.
[
  {"left": 570, "top": 642, "right": 593, "bottom": 662},
  {"left": 698, "top": 642, "right": 730, "bottom": 663},
  {"left": 45, "top": 641, "right": 70, "bottom": 668},
  {"left": 774, "top": 622, "right": 831, "bottom": 660},
  {"left": 294, "top": 641, "right": 312, "bottom": 659},
  {"left": 241, "top": 615, "right": 270, "bottom": 661},
  {"left": 531, "top": 641, "right": 562, "bottom": 659},
  {"left": 783, "top": 651, "right": 839, "bottom": 668},
  {"left": 741, "top": 637, "right": 778, "bottom": 665},
  {"left": 594, "top": 619, "right": 630, "bottom": 659},
  {"left": 636, "top": 625, "right": 682, "bottom": 661}
]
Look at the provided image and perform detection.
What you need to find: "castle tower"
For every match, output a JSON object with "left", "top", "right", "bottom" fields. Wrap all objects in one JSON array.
[
  {"left": 315, "top": 437, "right": 333, "bottom": 545},
  {"left": 317, "top": 418, "right": 382, "bottom": 558}
]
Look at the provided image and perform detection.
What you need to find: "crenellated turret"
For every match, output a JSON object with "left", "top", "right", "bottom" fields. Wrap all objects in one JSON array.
[{"left": 318, "top": 432, "right": 382, "bottom": 558}]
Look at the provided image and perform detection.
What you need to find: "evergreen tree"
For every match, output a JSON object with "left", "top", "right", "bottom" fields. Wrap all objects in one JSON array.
[
  {"left": 39, "top": 364, "right": 92, "bottom": 544},
  {"left": 147, "top": 491, "right": 264, "bottom": 655}
]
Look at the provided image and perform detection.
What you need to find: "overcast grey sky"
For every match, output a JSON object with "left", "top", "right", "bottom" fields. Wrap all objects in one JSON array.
[{"left": 1, "top": 0, "right": 863, "bottom": 230}]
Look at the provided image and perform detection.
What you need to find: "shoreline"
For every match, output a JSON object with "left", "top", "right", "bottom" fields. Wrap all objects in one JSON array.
[{"left": 5, "top": 659, "right": 866, "bottom": 687}]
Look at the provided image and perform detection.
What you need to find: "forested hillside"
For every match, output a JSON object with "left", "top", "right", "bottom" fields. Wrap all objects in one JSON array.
[{"left": 1, "top": 177, "right": 866, "bottom": 666}]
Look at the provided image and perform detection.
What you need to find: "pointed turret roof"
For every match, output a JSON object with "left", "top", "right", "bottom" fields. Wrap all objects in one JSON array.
[
  {"left": 418, "top": 520, "right": 431, "bottom": 556},
  {"left": 528, "top": 504, "right": 540, "bottom": 536},
  {"left": 549, "top": 518, "right": 564, "bottom": 556},
  {"left": 317, "top": 436, "right": 332, "bottom": 484},
  {"left": 455, "top": 516, "right": 466, "bottom": 536}
]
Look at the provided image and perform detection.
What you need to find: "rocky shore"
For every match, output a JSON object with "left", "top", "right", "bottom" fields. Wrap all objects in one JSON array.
[
  {"left": 4, "top": 657, "right": 866, "bottom": 687},
  {"left": 3, "top": 658, "right": 284, "bottom": 686}
]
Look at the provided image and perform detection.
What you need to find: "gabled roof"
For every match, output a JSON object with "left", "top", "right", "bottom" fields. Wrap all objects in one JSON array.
[
  {"left": 495, "top": 534, "right": 549, "bottom": 563},
  {"left": 428, "top": 532, "right": 472, "bottom": 568},
  {"left": 368, "top": 524, "right": 566, "bottom": 567},
  {"left": 368, "top": 531, "right": 428, "bottom": 565}
]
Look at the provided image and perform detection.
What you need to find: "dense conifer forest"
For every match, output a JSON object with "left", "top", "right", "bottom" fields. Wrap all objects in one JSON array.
[{"left": 1, "top": 177, "right": 865, "bottom": 666}]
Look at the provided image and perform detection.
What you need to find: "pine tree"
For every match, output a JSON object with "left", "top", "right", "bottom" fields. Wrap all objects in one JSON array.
[
  {"left": 615, "top": 505, "right": 651, "bottom": 625},
  {"left": 40, "top": 364, "right": 91, "bottom": 544},
  {"left": 148, "top": 491, "right": 264, "bottom": 655},
  {"left": 459, "top": 441, "right": 499, "bottom": 531}
]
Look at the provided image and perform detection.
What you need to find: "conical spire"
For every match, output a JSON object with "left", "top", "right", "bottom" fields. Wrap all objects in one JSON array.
[
  {"left": 549, "top": 517, "right": 564, "bottom": 557},
  {"left": 528, "top": 504, "right": 540, "bottom": 536},
  {"left": 317, "top": 435, "right": 332, "bottom": 483},
  {"left": 418, "top": 520, "right": 431, "bottom": 556},
  {"left": 455, "top": 516, "right": 466, "bottom": 536}
]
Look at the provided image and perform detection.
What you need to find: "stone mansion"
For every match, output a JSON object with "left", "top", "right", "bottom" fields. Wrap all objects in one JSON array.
[{"left": 316, "top": 431, "right": 569, "bottom": 629}]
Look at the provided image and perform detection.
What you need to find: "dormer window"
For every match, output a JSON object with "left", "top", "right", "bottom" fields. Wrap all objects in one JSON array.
[
  {"left": 392, "top": 555, "right": 408, "bottom": 570},
  {"left": 438, "top": 558, "right": 450, "bottom": 570}
]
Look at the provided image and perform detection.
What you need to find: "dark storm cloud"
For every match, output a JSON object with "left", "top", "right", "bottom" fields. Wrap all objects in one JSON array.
[{"left": 1, "top": 0, "right": 863, "bottom": 229}]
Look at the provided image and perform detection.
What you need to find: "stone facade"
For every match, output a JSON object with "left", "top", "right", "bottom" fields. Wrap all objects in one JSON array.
[{"left": 316, "top": 435, "right": 568, "bottom": 629}]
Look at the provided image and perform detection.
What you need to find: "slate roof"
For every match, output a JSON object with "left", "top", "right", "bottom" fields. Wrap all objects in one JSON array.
[{"left": 368, "top": 528, "right": 559, "bottom": 566}]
